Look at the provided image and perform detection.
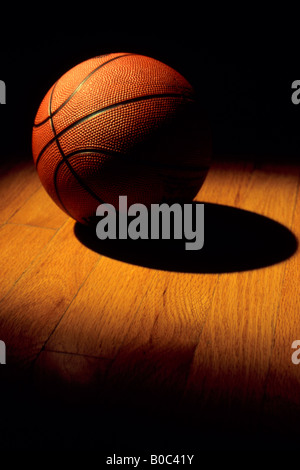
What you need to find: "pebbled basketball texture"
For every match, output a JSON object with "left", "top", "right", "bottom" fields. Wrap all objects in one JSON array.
[{"left": 32, "top": 52, "right": 211, "bottom": 225}]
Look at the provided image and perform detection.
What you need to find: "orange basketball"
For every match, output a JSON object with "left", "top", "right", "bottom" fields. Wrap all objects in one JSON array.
[{"left": 32, "top": 53, "right": 211, "bottom": 224}]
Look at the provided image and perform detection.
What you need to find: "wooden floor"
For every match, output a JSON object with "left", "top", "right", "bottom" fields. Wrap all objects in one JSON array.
[{"left": 0, "top": 155, "right": 299, "bottom": 450}]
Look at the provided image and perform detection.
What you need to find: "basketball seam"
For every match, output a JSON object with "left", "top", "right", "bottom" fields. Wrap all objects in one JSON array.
[
  {"left": 52, "top": 145, "right": 207, "bottom": 216},
  {"left": 33, "top": 53, "right": 134, "bottom": 127},
  {"left": 48, "top": 88, "right": 105, "bottom": 216},
  {"left": 35, "top": 93, "right": 194, "bottom": 168},
  {"left": 48, "top": 85, "right": 73, "bottom": 216},
  {"left": 59, "top": 148, "right": 209, "bottom": 172}
]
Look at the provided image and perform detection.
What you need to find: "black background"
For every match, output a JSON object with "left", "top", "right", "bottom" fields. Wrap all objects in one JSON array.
[{"left": 0, "top": 27, "right": 300, "bottom": 164}]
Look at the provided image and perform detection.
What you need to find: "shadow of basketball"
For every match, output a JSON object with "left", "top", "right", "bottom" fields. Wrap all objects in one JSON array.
[{"left": 74, "top": 202, "right": 298, "bottom": 273}]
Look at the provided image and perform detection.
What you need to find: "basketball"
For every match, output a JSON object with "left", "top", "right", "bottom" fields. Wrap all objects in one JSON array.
[{"left": 32, "top": 53, "right": 211, "bottom": 225}]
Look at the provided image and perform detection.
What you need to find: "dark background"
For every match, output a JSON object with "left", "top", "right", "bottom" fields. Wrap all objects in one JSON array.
[{"left": 0, "top": 29, "right": 300, "bottom": 164}]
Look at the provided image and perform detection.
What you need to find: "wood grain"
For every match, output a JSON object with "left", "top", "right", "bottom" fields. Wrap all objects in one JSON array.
[
  {"left": 104, "top": 271, "right": 218, "bottom": 408},
  {"left": 195, "top": 159, "right": 255, "bottom": 205},
  {"left": 0, "top": 157, "right": 299, "bottom": 448},
  {"left": 44, "top": 159, "right": 257, "bottom": 406},
  {"left": 9, "top": 186, "right": 68, "bottom": 229},
  {"left": 0, "top": 223, "right": 55, "bottom": 302},
  {"left": 184, "top": 163, "right": 300, "bottom": 428},
  {"left": 0, "top": 160, "right": 41, "bottom": 224},
  {"left": 0, "top": 218, "right": 99, "bottom": 367},
  {"left": 45, "top": 257, "right": 157, "bottom": 358},
  {"left": 262, "top": 181, "right": 300, "bottom": 430},
  {"left": 34, "top": 349, "right": 111, "bottom": 403}
]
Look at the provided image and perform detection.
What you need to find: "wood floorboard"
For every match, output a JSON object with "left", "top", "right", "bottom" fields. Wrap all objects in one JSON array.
[
  {"left": 9, "top": 186, "right": 69, "bottom": 229},
  {"left": 0, "top": 160, "right": 41, "bottom": 224},
  {"left": 0, "top": 157, "right": 299, "bottom": 450},
  {"left": 0, "top": 223, "right": 55, "bottom": 302},
  {"left": 262, "top": 180, "right": 300, "bottom": 430},
  {"left": 183, "top": 162, "right": 300, "bottom": 428},
  {"left": 0, "top": 218, "right": 100, "bottom": 367}
]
